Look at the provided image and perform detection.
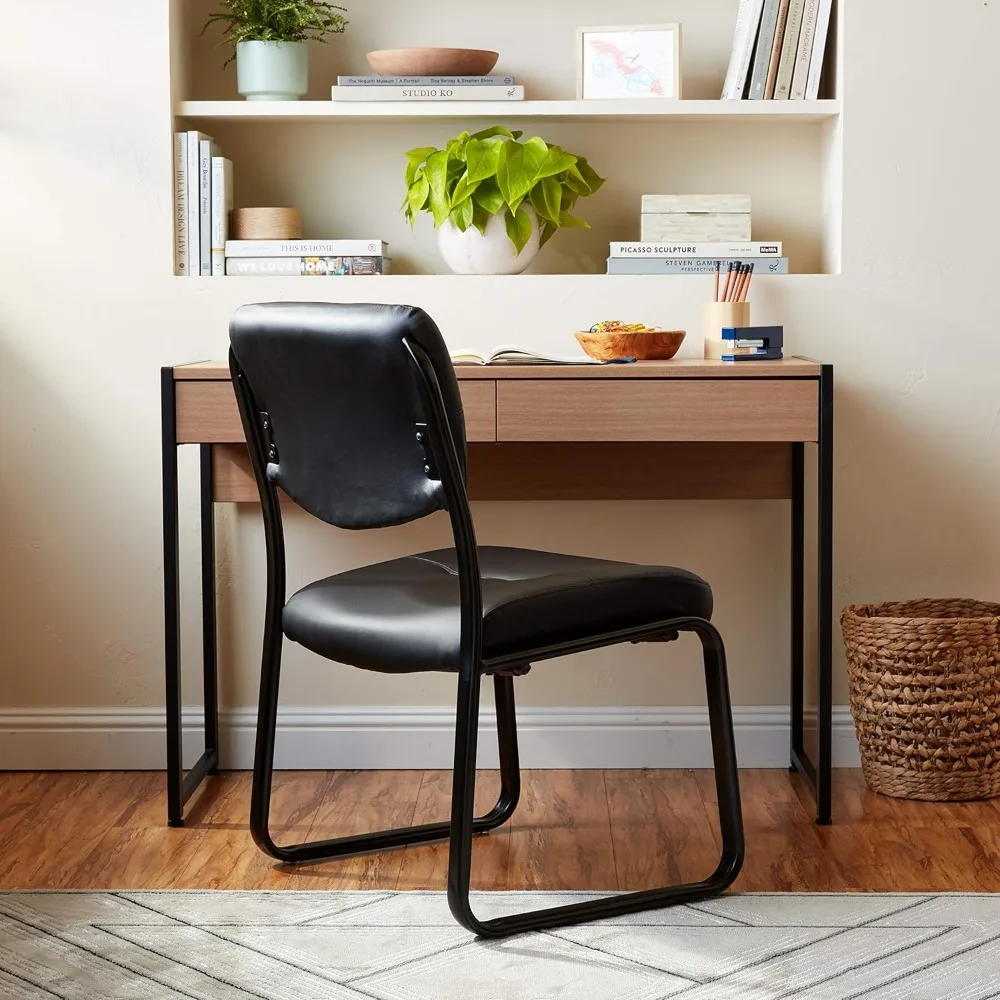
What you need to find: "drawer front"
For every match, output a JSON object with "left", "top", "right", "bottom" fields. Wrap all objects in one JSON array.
[
  {"left": 176, "top": 379, "right": 497, "bottom": 444},
  {"left": 497, "top": 379, "right": 818, "bottom": 443}
]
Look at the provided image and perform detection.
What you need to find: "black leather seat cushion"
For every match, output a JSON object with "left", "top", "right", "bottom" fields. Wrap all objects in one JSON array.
[{"left": 282, "top": 546, "right": 713, "bottom": 673}]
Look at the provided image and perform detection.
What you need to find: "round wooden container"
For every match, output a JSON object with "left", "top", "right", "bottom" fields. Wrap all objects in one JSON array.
[
  {"left": 231, "top": 207, "right": 303, "bottom": 240},
  {"left": 575, "top": 329, "right": 686, "bottom": 361}
]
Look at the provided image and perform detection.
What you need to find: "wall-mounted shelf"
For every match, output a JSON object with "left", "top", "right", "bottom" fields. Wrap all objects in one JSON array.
[{"left": 177, "top": 99, "right": 842, "bottom": 125}]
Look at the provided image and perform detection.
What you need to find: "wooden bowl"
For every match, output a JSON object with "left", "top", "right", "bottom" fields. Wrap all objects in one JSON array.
[
  {"left": 366, "top": 48, "right": 500, "bottom": 77},
  {"left": 575, "top": 329, "right": 686, "bottom": 362}
]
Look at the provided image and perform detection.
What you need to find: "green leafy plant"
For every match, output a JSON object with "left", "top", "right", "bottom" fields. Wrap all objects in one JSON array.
[
  {"left": 205, "top": 0, "right": 348, "bottom": 60},
  {"left": 403, "top": 128, "right": 605, "bottom": 255}
]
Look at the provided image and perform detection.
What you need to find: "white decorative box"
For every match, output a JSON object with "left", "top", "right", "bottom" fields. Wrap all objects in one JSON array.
[{"left": 640, "top": 194, "right": 751, "bottom": 243}]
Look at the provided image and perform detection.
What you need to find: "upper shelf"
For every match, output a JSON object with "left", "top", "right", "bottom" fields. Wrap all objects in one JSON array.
[{"left": 176, "top": 98, "right": 842, "bottom": 125}]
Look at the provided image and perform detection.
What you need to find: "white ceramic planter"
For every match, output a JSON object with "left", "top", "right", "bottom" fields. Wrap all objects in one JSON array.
[
  {"left": 437, "top": 207, "right": 541, "bottom": 275},
  {"left": 236, "top": 41, "right": 308, "bottom": 101}
]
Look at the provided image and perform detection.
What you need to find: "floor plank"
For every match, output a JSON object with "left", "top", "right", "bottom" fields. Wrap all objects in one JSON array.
[
  {"left": 396, "top": 770, "right": 511, "bottom": 891},
  {"left": 507, "top": 770, "right": 617, "bottom": 890},
  {"left": 606, "top": 769, "right": 719, "bottom": 889},
  {"left": 2, "top": 769, "right": 1000, "bottom": 893}
]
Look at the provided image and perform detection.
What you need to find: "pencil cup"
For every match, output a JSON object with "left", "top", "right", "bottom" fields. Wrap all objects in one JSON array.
[
  {"left": 703, "top": 302, "right": 750, "bottom": 358},
  {"left": 704, "top": 302, "right": 750, "bottom": 339}
]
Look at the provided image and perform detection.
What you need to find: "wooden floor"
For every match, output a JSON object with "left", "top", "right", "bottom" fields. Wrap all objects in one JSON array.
[{"left": 2, "top": 769, "right": 1000, "bottom": 892}]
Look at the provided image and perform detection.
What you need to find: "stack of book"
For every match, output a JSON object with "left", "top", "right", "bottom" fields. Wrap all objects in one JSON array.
[
  {"left": 607, "top": 242, "right": 788, "bottom": 275},
  {"left": 224, "top": 240, "right": 391, "bottom": 277},
  {"left": 331, "top": 75, "right": 523, "bottom": 102},
  {"left": 722, "top": 0, "right": 834, "bottom": 100},
  {"left": 708, "top": 325, "right": 784, "bottom": 362},
  {"left": 173, "top": 130, "right": 233, "bottom": 277}
]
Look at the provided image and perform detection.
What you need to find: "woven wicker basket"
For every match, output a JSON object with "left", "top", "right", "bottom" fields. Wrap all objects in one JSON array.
[{"left": 842, "top": 599, "right": 1000, "bottom": 801}]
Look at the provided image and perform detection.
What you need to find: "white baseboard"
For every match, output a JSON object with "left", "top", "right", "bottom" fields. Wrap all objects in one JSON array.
[{"left": 0, "top": 706, "right": 861, "bottom": 770}]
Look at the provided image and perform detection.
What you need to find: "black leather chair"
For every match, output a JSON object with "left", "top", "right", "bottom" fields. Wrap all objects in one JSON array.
[{"left": 229, "top": 302, "right": 744, "bottom": 938}]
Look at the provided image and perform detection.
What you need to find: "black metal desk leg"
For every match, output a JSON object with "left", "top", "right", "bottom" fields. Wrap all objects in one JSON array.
[
  {"left": 200, "top": 444, "right": 220, "bottom": 773},
  {"left": 816, "top": 366, "right": 834, "bottom": 825},
  {"left": 790, "top": 443, "right": 805, "bottom": 773},
  {"left": 161, "top": 369, "right": 184, "bottom": 827}
]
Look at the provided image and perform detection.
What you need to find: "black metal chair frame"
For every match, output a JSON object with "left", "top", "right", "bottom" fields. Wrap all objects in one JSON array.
[{"left": 231, "top": 339, "right": 745, "bottom": 939}]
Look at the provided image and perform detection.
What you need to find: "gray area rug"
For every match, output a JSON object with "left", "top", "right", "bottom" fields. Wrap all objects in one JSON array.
[{"left": 1, "top": 891, "right": 998, "bottom": 998}]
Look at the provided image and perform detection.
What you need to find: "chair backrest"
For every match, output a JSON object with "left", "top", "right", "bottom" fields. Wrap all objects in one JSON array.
[{"left": 229, "top": 302, "right": 468, "bottom": 529}]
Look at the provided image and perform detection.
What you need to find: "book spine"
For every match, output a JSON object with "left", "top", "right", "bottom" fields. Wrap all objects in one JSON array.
[
  {"left": 210, "top": 158, "right": 233, "bottom": 278},
  {"left": 337, "top": 75, "right": 516, "bottom": 86},
  {"left": 225, "top": 256, "right": 391, "bottom": 276},
  {"left": 198, "top": 140, "right": 215, "bottom": 277},
  {"left": 611, "top": 242, "right": 782, "bottom": 257},
  {"left": 173, "top": 133, "right": 188, "bottom": 276},
  {"left": 790, "top": 0, "right": 821, "bottom": 99},
  {"left": 331, "top": 85, "right": 524, "bottom": 101},
  {"left": 721, "top": 0, "right": 753, "bottom": 98},
  {"left": 723, "top": 0, "right": 766, "bottom": 99},
  {"left": 722, "top": 351, "right": 784, "bottom": 361},
  {"left": 607, "top": 258, "right": 789, "bottom": 275},
  {"left": 805, "top": 0, "right": 835, "bottom": 99},
  {"left": 764, "top": 0, "right": 791, "bottom": 99},
  {"left": 749, "top": 0, "right": 781, "bottom": 100},
  {"left": 773, "top": 0, "right": 806, "bottom": 99},
  {"left": 225, "top": 240, "right": 388, "bottom": 257},
  {"left": 185, "top": 131, "right": 202, "bottom": 276}
]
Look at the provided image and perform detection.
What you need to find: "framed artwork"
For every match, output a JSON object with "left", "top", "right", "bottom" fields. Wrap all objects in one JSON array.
[{"left": 576, "top": 24, "right": 683, "bottom": 100}]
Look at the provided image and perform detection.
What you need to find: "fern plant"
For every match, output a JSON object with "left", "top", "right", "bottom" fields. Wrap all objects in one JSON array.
[{"left": 205, "top": 0, "right": 348, "bottom": 57}]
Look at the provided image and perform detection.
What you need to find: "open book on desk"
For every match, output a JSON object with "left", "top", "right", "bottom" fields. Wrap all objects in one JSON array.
[{"left": 450, "top": 345, "right": 601, "bottom": 365}]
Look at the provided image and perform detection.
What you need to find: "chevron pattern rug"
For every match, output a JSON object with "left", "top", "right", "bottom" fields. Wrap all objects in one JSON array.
[{"left": 1, "top": 891, "right": 997, "bottom": 998}]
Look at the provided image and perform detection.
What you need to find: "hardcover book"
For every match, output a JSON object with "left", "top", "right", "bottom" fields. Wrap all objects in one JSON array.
[
  {"left": 722, "top": 0, "right": 766, "bottom": 99},
  {"left": 608, "top": 257, "right": 789, "bottom": 275},
  {"left": 173, "top": 133, "right": 188, "bottom": 275},
  {"left": 210, "top": 157, "right": 233, "bottom": 278},
  {"left": 805, "top": 0, "right": 835, "bottom": 99},
  {"left": 337, "top": 75, "right": 516, "bottom": 86},
  {"left": 331, "top": 85, "right": 524, "bottom": 102},
  {"left": 749, "top": 0, "right": 782, "bottom": 100},
  {"left": 611, "top": 241, "right": 781, "bottom": 258},
  {"left": 773, "top": 0, "right": 807, "bottom": 99},
  {"left": 225, "top": 240, "right": 388, "bottom": 258},
  {"left": 790, "top": 0, "right": 821, "bottom": 99},
  {"left": 225, "top": 256, "right": 391, "bottom": 276}
]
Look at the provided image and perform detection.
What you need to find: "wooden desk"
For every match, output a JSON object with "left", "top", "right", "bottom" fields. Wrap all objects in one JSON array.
[{"left": 162, "top": 358, "right": 833, "bottom": 826}]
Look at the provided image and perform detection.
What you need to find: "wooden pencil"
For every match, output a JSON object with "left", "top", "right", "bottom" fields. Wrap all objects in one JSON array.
[
  {"left": 722, "top": 262, "right": 735, "bottom": 302},
  {"left": 714, "top": 261, "right": 721, "bottom": 303},
  {"left": 730, "top": 264, "right": 744, "bottom": 302},
  {"left": 736, "top": 264, "right": 749, "bottom": 302}
]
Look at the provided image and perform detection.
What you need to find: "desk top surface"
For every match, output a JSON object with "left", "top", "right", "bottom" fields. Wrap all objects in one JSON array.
[{"left": 175, "top": 358, "right": 822, "bottom": 381}]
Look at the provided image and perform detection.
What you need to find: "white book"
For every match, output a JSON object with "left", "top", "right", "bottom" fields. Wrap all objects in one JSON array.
[
  {"left": 185, "top": 131, "right": 208, "bottom": 277},
  {"left": 450, "top": 345, "right": 599, "bottom": 366},
  {"left": 611, "top": 242, "right": 782, "bottom": 258},
  {"left": 790, "top": 0, "right": 820, "bottom": 99},
  {"left": 225, "top": 239, "right": 388, "bottom": 258},
  {"left": 805, "top": 0, "right": 835, "bottom": 99},
  {"left": 331, "top": 85, "right": 524, "bottom": 102},
  {"left": 748, "top": 0, "right": 781, "bottom": 101},
  {"left": 721, "top": 0, "right": 766, "bottom": 99},
  {"left": 210, "top": 157, "right": 233, "bottom": 277},
  {"left": 198, "top": 139, "right": 219, "bottom": 277},
  {"left": 173, "top": 133, "right": 188, "bottom": 276},
  {"left": 773, "top": 0, "right": 807, "bottom": 99}
]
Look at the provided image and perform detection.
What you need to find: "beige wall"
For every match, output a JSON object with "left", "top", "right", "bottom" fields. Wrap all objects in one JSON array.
[{"left": 1, "top": 1, "right": 998, "bottom": 719}]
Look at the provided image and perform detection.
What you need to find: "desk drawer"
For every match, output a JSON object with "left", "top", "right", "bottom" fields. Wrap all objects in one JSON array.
[
  {"left": 497, "top": 379, "right": 818, "bottom": 443},
  {"left": 176, "top": 379, "right": 497, "bottom": 443}
]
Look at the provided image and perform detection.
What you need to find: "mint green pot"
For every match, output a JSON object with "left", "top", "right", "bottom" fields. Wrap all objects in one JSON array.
[{"left": 236, "top": 41, "right": 308, "bottom": 101}]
